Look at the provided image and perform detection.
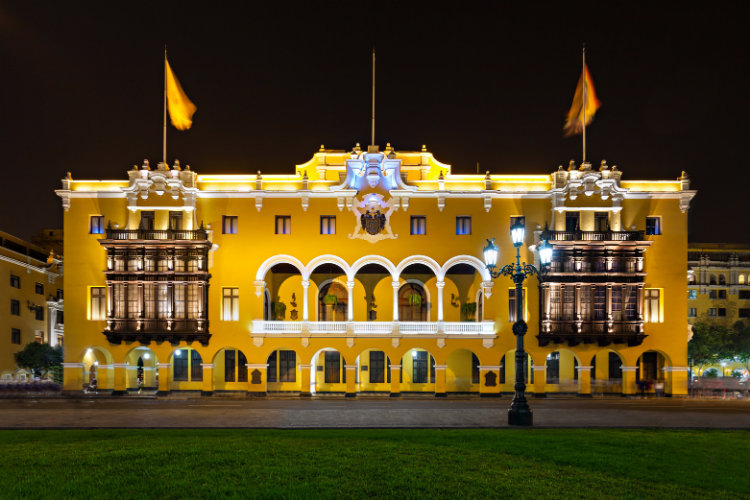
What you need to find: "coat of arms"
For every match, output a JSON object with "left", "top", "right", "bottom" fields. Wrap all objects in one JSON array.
[{"left": 361, "top": 210, "right": 386, "bottom": 235}]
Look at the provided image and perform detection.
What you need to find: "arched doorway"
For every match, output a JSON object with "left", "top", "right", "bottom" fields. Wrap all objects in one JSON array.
[
  {"left": 399, "top": 282, "right": 427, "bottom": 321},
  {"left": 318, "top": 282, "right": 348, "bottom": 321}
]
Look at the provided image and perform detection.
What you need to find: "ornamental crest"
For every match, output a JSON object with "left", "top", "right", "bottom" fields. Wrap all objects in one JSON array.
[
  {"left": 350, "top": 193, "right": 398, "bottom": 243},
  {"left": 361, "top": 210, "right": 386, "bottom": 235}
]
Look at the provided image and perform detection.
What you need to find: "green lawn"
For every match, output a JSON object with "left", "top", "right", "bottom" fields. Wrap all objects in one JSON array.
[{"left": 1, "top": 429, "right": 747, "bottom": 498}]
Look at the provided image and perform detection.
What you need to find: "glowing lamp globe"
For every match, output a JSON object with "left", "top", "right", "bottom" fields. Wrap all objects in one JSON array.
[
  {"left": 483, "top": 238, "right": 499, "bottom": 270},
  {"left": 510, "top": 220, "right": 525, "bottom": 247},
  {"left": 538, "top": 239, "right": 553, "bottom": 266}
]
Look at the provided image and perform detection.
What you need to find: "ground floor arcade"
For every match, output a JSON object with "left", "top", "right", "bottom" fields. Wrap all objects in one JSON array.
[{"left": 63, "top": 337, "right": 688, "bottom": 397}]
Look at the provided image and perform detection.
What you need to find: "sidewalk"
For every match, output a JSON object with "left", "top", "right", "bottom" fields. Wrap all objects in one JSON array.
[{"left": 1, "top": 397, "right": 748, "bottom": 429}]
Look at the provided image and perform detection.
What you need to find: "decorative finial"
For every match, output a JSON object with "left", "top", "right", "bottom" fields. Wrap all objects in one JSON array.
[
  {"left": 257, "top": 170, "right": 262, "bottom": 178},
  {"left": 142, "top": 159, "right": 150, "bottom": 170},
  {"left": 600, "top": 159, "right": 608, "bottom": 171},
  {"left": 438, "top": 171, "right": 444, "bottom": 180},
  {"left": 421, "top": 144, "right": 427, "bottom": 152},
  {"left": 679, "top": 170, "right": 689, "bottom": 180},
  {"left": 173, "top": 159, "right": 181, "bottom": 170},
  {"left": 185, "top": 164, "right": 191, "bottom": 171},
  {"left": 302, "top": 170, "right": 308, "bottom": 180},
  {"left": 66, "top": 171, "right": 72, "bottom": 179},
  {"left": 319, "top": 144, "right": 325, "bottom": 152},
  {"left": 485, "top": 170, "right": 490, "bottom": 178},
  {"left": 568, "top": 159, "right": 576, "bottom": 171}
]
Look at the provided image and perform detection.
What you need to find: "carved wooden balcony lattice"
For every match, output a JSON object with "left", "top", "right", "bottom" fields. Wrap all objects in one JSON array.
[
  {"left": 104, "top": 318, "right": 210, "bottom": 345},
  {"left": 537, "top": 320, "right": 646, "bottom": 347}
]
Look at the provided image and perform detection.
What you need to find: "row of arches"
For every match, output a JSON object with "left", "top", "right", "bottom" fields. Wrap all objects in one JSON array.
[
  {"left": 78, "top": 344, "right": 672, "bottom": 395},
  {"left": 260, "top": 254, "right": 490, "bottom": 324},
  {"left": 256, "top": 254, "right": 492, "bottom": 283}
]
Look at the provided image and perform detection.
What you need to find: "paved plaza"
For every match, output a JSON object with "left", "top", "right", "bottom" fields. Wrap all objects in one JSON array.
[{"left": 1, "top": 396, "right": 749, "bottom": 429}]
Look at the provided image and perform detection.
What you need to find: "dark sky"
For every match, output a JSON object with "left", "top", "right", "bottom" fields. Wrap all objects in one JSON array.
[{"left": 1, "top": 2, "right": 747, "bottom": 243}]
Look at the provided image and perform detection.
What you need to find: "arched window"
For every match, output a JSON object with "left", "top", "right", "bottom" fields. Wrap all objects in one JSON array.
[
  {"left": 399, "top": 282, "right": 427, "bottom": 321},
  {"left": 318, "top": 282, "right": 347, "bottom": 321},
  {"left": 719, "top": 274, "right": 727, "bottom": 285},
  {"left": 739, "top": 274, "right": 746, "bottom": 285},
  {"left": 173, "top": 348, "right": 203, "bottom": 382},
  {"left": 709, "top": 274, "right": 717, "bottom": 285}
]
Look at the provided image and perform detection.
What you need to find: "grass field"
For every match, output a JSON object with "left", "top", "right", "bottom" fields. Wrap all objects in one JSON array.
[{"left": 1, "top": 429, "right": 747, "bottom": 498}]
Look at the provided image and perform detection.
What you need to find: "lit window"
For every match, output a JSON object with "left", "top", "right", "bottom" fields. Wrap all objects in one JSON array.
[
  {"left": 410, "top": 216, "right": 426, "bottom": 235},
  {"left": 688, "top": 307, "right": 697, "bottom": 318},
  {"left": 646, "top": 217, "right": 662, "bottom": 235},
  {"left": 320, "top": 216, "right": 336, "bottom": 235},
  {"left": 169, "top": 212, "right": 183, "bottom": 230},
  {"left": 594, "top": 212, "right": 609, "bottom": 231},
  {"left": 10, "top": 275, "right": 20, "bottom": 288},
  {"left": 222, "top": 215, "right": 238, "bottom": 234},
  {"left": 456, "top": 216, "right": 472, "bottom": 235},
  {"left": 508, "top": 288, "right": 526, "bottom": 322},
  {"left": 89, "top": 215, "right": 105, "bottom": 234},
  {"left": 90, "top": 287, "right": 106, "bottom": 320},
  {"left": 565, "top": 212, "right": 579, "bottom": 232},
  {"left": 688, "top": 289, "right": 697, "bottom": 300},
  {"left": 222, "top": 287, "right": 239, "bottom": 321},
  {"left": 644, "top": 289, "right": 661, "bottom": 322},
  {"left": 275, "top": 216, "right": 291, "bottom": 235},
  {"left": 35, "top": 283, "right": 44, "bottom": 295}
]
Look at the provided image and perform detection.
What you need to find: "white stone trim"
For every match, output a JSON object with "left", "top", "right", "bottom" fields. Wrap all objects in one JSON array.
[
  {"left": 576, "top": 365, "right": 594, "bottom": 371},
  {"left": 245, "top": 364, "right": 269, "bottom": 370},
  {"left": 620, "top": 366, "right": 638, "bottom": 372},
  {"left": 62, "top": 363, "right": 84, "bottom": 369},
  {"left": 662, "top": 366, "right": 690, "bottom": 372},
  {"left": 200, "top": 364, "right": 215, "bottom": 369},
  {"left": 478, "top": 365, "right": 500, "bottom": 370}
]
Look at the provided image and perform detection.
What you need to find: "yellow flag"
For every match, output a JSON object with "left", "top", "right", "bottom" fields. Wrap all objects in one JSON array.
[
  {"left": 166, "top": 58, "right": 196, "bottom": 130},
  {"left": 563, "top": 64, "right": 601, "bottom": 137}
]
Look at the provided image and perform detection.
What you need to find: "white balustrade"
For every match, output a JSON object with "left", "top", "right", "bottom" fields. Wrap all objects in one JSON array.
[
  {"left": 308, "top": 321, "right": 348, "bottom": 334},
  {"left": 352, "top": 322, "right": 394, "bottom": 334},
  {"left": 252, "top": 320, "right": 494, "bottom": 335}
]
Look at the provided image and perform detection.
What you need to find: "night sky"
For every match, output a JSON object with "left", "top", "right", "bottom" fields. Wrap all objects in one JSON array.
[{"left": 1, "top": 2, "right": 747, "bottom": 243}]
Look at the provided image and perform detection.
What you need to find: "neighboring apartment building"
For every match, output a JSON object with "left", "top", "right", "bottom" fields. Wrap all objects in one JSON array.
[
  {"left": 56, "top": 145, "right": 695, "bottom": 396},
  {"left": 687, "top": 243, "right": 750, "bottom": 324},
  {"left": 687, "top": 243, "right": 750, "bottom": 378},
  {"left": 0, "top": 231, "right": 64, "bottom": 380}
]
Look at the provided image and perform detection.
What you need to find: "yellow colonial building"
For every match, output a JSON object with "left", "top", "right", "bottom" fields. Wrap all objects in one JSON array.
[
  {"left": 0, "top": 231, "right": 64, "bottom": 380},
  {"left": 56, "top": 144, "right": 695, "bottom": 396}
]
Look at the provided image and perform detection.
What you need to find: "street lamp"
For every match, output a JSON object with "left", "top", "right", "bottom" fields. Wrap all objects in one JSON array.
[{"left": 483, "top": 222, "right": 552, "bottom": 426}]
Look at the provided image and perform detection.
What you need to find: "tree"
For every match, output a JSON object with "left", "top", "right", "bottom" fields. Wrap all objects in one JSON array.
[
  {"left": 13, "top": 343, "right": 63, "bottom": 379},
  {"left": 688, "top": 321, "right": 733, "bottom": 373},
  {"left": 730, "top": 321, "right": 750, "bottom": 375}
]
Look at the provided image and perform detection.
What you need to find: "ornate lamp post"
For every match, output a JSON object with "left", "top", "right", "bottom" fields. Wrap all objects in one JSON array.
[{"left": 483, "top": 220, "right": 552, "bottom": 426}]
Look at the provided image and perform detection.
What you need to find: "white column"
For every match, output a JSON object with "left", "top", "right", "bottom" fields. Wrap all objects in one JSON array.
[
  {"left": 346, "top": 281, "right": 355, "bottom": 321},
  {"left": 301, "top": 280, "right": 310, "bottom": 321},
  {"left": 436, "top": 281, "right": 445, "bottom": 321},
  {"left": 392, "top": 281, "right": 400, "bottom": 321}
]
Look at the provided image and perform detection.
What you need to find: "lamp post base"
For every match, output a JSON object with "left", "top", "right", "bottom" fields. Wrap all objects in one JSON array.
[{"left": 508, "top": 408, "right": 533, "bottom": 426}]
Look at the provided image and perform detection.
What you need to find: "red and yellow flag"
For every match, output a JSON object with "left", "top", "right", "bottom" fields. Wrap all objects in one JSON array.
[
  {"left": 563, "top": 64, "right": 601, "bottom": 137},
  {"left": 165, "top": 58, "right": 197, "bottom": 130}
]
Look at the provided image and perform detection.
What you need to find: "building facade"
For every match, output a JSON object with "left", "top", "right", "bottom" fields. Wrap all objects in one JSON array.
[
  {"left": 0, "top": 231, "right": 64, "bottom": 380},
  {"left": 687, "top": 243, "right": 750, "bottom": 378},
  {"left": 56, "top": 144, "right": 695, "bottom": 396}
]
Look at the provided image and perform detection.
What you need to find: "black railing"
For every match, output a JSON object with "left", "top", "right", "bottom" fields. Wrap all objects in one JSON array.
[
  {"left": 104, "top": 229, "right": 208, "bottom": 241},
  {"left": 547, "top": 230, "right": 645, "bottom": 242},
  {"left": 538, "top": 320, "right": 645, "bottom": 347},
  {"left": 103, "top": 318, "right": 210, "bottom": 345},
  {"left": 108, "top": 318, "right": 206, "bottom": 332}
]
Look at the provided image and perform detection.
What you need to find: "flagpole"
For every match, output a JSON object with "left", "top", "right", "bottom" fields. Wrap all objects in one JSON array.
[
  {"left": 163, "top": 46, "right": 168, "bottom": 165},
  {"left": 371, "top": 48, "right": 376, "bottom": 147},
  {"left": 582, "top": 45, "right": 586, "bottom": 164}
]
